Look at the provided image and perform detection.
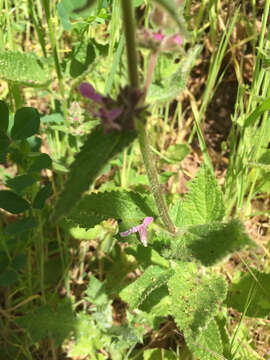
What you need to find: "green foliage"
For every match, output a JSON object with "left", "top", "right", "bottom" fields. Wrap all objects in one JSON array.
[
  {"left": 67, "top": 189, "right": 157, "bottom": 231},
  {"left": 0, "top": 100, "right": 9, "bottom": 132},
  {"left": 185, "top": 319, "right": 223, "bottom": 360},
  {"left": 4, "top": 216, "right": 38, "bottom": 235},
  {"left": 161, "top": 143, "right": 190, "bottom": 164},
  {"left": 179, "top": 164, "right": 225, "bottom": 226},
  {"left": 28, "top": 153, "right": 52, "bottom": 172},
  {"left": 171, "top": 220, "right": 253, "bottom": 266},
  {"left": 33, "top": 183, "right": 52, "bottom": 209},
  {"left": 5, "top": 174, "right": 36, "bottom": 194},
  {"left": 120, "top": 265, "right": 174, "bottom": 309},
  {"left": 85, "top": 275, "right": 109, "bottom": 307},
  {"left": 226, "top": 269, "right": 270, "bottom": 317},
  {"left": 0, "top": 51, "right": 50, "bottom": 86},
  {"left": 0, "top": 131, "right": 10, "bottom": 162},
  {"left": 16, "top": 300, "right": 75, "bottom": 347},
  {"left": 0, "top": 190, "right": 30, "bottom": 214},
  {"left": 143, "top": 349, "right": 177, "bottom": 359},
  {"left": 152, "top": 0, "right": 191, "bottom": 39},
  {"left": 52, "top": 126, "right": 136, "bottom": 223},
  {"left": 244, "top": 96, "right": 270, "bottom": 127},
  {"left": 69, "top": 41, "right": 96, "bottom": 78},
  {"left": 168, "top": 262, "right": 227, "bottom": 338},
  {"left": 11, "top": 107, "right": 40, "bottom": 140}
]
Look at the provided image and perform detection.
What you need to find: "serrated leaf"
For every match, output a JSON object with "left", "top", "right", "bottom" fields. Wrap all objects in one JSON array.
[
  {"left": 33, "top": 183, "right": 52, "bottom": 209},
  {"left": 16, "top": 300, "right": 75, "bottom": 346},
  {"left": 226, "top": 269, "right": 270, "bottom": 318},
  {"left": 29, "top": 153, "right": 52, "bottom": 172},
  {"left": 0, "top": 100, "right": 9, "bottom": 132},
  {"left": 147, "top": 65, "right": 186, "bottom": 103},
  {"left": 172, "top": 219, "right": 253, "bottom": 266},
  {"left": 85, "top": 275, "right": 109, "bottom": 306},
  {"left": 4, "top": 217, "right": 38, "bottom": 235},
  {"left": 67, "top": 190, "right": 157, "bottom": 231},
  {"left": 153, "top": 0, "right": 191, "bottom": 39},
  {"left": 185, "top": 319, "right": 223, "bottom": 360},
  {"left": 0, "top": 190, "right": 30, "bottom": 214},
  {"left": 168, "top": 262, "right": 227, "bottom": 338},
  {"left": 0, "top": 51, "right": 50, "bottom": 86},
  {"left": 5, "top": 175, "right": 36, "bottom": 193},
  {"left": 11, "top": 107, "right": 40, "bottom": 140},
  {"left": 181, "top": 164, "right": 225, "bottom": 226},
  {"left": 52, "top": 126, "right": 136, "bottom": 223},
  {"left": 120, "top": 265, "right": 174, "bottom": 309},
  {"left": 70, "top": 312, "right": 106, "bottom": 358}
]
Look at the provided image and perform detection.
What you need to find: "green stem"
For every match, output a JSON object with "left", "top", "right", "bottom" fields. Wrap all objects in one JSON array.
[
  {"left": 121, "top": 0, "right": 175, "bottom": 234},
  {"left": 41, "top": 0, "right": 69, "bottom": 127}
]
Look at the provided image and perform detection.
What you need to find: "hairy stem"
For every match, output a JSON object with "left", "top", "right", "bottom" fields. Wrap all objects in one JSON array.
[{"left": 121, "top": 0, "right": 175, "bottom": 234}]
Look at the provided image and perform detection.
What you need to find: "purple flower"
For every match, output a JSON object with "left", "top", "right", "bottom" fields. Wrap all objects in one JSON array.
[
  {"left": 79, "top": 82, "right": 123, "bottom": 132},
  {"left": 120, "top": 217, "right": 153, "bottom": 247},
  {"left": 79, "top": 82, "right": 146, "bottom": 132}
]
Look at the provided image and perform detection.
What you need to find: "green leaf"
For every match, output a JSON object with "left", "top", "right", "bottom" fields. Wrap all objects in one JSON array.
[
  {"left": 143, "top": 349, "right": 177, "bottom": 359},
  {"left": 70, "top": 312, "right": 107, "bottom": 358},
  {"left": 0, "top": 51, "right": 50, "bottom": 86},
  {"left": 16, "top": 300, "right": 75, "bottom": 346},
  {"left": 147, "top": 65, "right": 186, "bottom": 103},
  {"left": 245, "top": 97, "right": 270, "bottom": 127},
  {"left": 70, "top": 41, "right": 96, "bottom": 78},
  {"left": 168, "top": 262, "right": 227, "bottom": 338},
  {"left": 172, "top": 219, "right": 253, "bottom": 266},
  {"left": 0, "top": 131, "right": 10, "bottom": 163},
  {"left": 161, "top": 143, "right": 190, "bottom": 164},
  {"left": 152, "top": 0, "right": 191, "bottom": 39},
  {"left": 67, "top": 190, "right": 157, "bottom": 231},
  {"left": 5, "top": 174, "right": 36, "bottom": 193},
  {"left": 0, "top": 100, "right": 9, "bottom": 132},
  {"left": 258, "top": 150, "right": 270, "bottom": 165},
  {"left": 29, "top": 153, "right": 52, "bottom": 172},
  {"left": 181, "top": 164, "right": 225, "bottom": 226},
  {"left": 11, "top": 107, "right": 40, "bottom": 140},
  {"left": 33, "top": 183, "right": 52, "bottom": 209},
  {"left": 0, "top": 190, "right": 30, "bottom": 214},
  {"left": 120, "top": 265, "right": 174, "bottom": 309},
  {"left": 4, "top": 217, "right": 38, "bottom": 235},
  {"left": 185, "top": 319, "right": 223, "bottom": 360},
  {"left": 0, "top": 269, "right": 18, "bottom": 287},
  {"left": 226, "top": 269, "right": 270, "bottom": 317},
  {"left": 52, "top": 126, "right": 136, "bottom": 223},
  {"left": 85, "top": 275, "right": 109, "bottom": 306}
]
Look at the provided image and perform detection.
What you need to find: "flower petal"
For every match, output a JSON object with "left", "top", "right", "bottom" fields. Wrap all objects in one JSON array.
[
  {"left": 79, "top": 82, "right": 103, "bottom": 104},
  {"left": 120, "top": 225, "right": 140, "bottom": 237}
]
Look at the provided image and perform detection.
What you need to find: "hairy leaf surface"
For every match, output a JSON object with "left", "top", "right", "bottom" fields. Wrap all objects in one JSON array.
[
  {"left": 0, "top": 51, "right": 50, "bottom": 86},
  {"left": 175, "top": 164, "right": 225, "bottom": 226},
  {"left": 185, "top": 319, "right": 223, "bottom": 360},
  {"left": 52, "top": 126, "right": 136, "bottom": 223},
  {"left": 168, "top": 262, "right": 227, "bottom": 338},
  {"left": 67, "top": 189, "right": 157, "bottom": 231},
  {"left": 171, "top": 220, "right": 253, "bottom": 266},
  {"left": 120, "top": 265, "right": 174, "bottom": 309}
]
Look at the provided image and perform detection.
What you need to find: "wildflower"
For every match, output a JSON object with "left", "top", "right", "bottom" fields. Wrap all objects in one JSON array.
[
  {"left": 79, "top": 82, "right": 122, "bottom": 132},
  {"left": 79, "top": 82, "right": 147, "bottom": 132},
  {"left": 119, "top": 217, "right": 153, "bottom": 247},
  {"left": 137, "top": 28, "right": 183, "bottom": 53}
]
